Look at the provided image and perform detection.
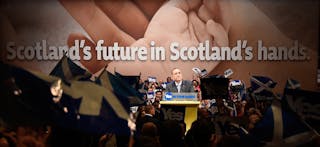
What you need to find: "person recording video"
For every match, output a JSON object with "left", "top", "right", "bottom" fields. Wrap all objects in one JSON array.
[{"left": 166, "top": 68, "right": 194, "bottom": 93}]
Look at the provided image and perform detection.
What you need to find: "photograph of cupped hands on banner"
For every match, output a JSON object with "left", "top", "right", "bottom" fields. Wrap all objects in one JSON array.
[
  {"left": 1, "top": 0, "right": 318, "bottom": 92},
  {"left": 0, "top": 0, "right": 319, "bottom": 147}
]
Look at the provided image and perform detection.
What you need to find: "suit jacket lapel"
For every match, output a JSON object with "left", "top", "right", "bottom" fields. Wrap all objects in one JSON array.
[
  {"left": 179, "top": 81, "right": 183, "bottom": 92},
  {"left": 173, "top": 82, "right": 178, "bottom": 92}
]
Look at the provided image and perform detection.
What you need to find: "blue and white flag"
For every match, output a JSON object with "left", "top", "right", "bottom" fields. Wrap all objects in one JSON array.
[
  {"left": 251, "top": 98, "right": 317, "bottom": 146},
  {"left": 250, "top": 76, "right": 277, "bottom": 95},
  {"left": 249, "top": 76, "right": 277, "bottom": 102},
  {"left": 50, "top": 55, "right": 91, "bottom": 83},
  {"left": 283, "top": 89, "right": 320, "bottom": 133},
  {"left": 0, "top": 57, "right": 132, "bottom": 135},
  {"left": 115, "top": 71, "right": 141, "bottom": 90},
  {"left": 101, "top": 71, "right": 145, "bottom": 106},
  {"left": 50, "top": 57, "right": 132, "bottom": 135},
  {"left": 285, "top": 78, "right": 301, "bottom": 90}
]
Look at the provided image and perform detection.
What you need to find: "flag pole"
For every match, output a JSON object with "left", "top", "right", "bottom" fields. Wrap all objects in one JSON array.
[
  {"left": 269, "top": 88, "right": 320, "bottom": 137},
  {"left": 97, "top": 64, "right": 109, "bottom": 79},
  {"left": 248, "top": 73, "right": 258, "bottom": 109},
  {"left": 300, "top": 118, "right": 320, "bottom": 136}
]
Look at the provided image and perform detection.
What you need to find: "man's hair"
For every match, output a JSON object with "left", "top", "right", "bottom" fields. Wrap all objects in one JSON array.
[
  {"left": 141, "top": 122, "right": 158, "bottom": 137},
  {"left": 145, "top": 105, "right": 154, "bottom": 114},
  {"left": 171, "top": 67, "right": 180, "bottom": 75},
  {"left": 155, "top": 90, "right": 162, "bottom": 94}
]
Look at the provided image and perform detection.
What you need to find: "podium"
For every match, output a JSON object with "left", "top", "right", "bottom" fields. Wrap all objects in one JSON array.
[{"left": 160, "top": 92, "right": 200, "bottom": 131}]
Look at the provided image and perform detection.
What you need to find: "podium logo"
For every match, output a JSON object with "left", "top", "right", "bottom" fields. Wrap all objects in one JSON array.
[
  {"left": 165, "top": 92, "right": 172, "bottom": 100},
  {"left": 161, "top": 108, "right": 183, "bottom": 121}
]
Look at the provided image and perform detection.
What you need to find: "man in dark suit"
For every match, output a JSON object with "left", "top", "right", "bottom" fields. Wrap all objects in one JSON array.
[
  {"left": 135, "top": 105, "right": 160, "bottom": 136},
  {"left": 166, "top": 68, "right": 194, "bottom": 93}
]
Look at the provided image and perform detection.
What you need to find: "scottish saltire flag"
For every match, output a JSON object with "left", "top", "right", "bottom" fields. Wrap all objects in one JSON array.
[
  {"left": 50, "top": 55, "right": 91, "bottom": 82},
  {"left": 0, "top": 60, "right": 130, "bottom": 135},
  {"left": 250, "top": 76, "right": 277, "bottom": 96},
  {"left": 0, "top": 62, "right": 131, "bottom": 147},
  {"left": 97, "top": 70, "right": 144, "bottom": 106},
  {"left": 283, "top": 89, "right": 320, "bottom": 133},
  {"left": 250, "top": 98, "right": 317, "bottom": 146},
  {"left": 285, "top": 78, "right": 301, "bottom": 89},
  {"left": 115, "top": 71, "right": 141, "bottom": 90},
  {"left": 249, "top": 76, "right": 277, "bottom": 103},
  {"left": 49, "top": 57, "right": 132, "bottom": 135},
  {"left": 112, "top": 72, "right": 145, "bottom": 106},
  {"left": 50, "top": 79, "right": 131, "bottom": 135}
]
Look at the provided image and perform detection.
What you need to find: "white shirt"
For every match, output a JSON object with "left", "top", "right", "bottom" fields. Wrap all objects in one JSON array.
[
  {"left": 145, "top": 114, "right": 153, "bottom": 117},
  {"left": 175, "top": 81, "right": 182, "bottom": 93}
]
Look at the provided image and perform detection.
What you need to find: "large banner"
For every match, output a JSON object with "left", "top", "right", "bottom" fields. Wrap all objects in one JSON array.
[
  {"left": 0, "top": 1, "right": 319, "bottom": 146},
  {"left": 0, "top": 0, "right": 319, "bottom": 93}
]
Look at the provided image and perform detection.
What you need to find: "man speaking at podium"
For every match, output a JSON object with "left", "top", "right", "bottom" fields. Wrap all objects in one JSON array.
[
  {"left": 163, "top": 68, "right": 199, "bottom": 132},
  {"left": 166, "top": 68, "right": 194, "bottom": 93}
]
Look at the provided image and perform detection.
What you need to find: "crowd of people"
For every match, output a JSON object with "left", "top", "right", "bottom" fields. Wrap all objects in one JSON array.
[
  {"left": 128, "top": 68, "right": 264, "bottom": 147},
  {"left": 128, "top": 69, "right": 319, "bottom": 147},
  {"left": 0, "top": 68, "right": 319, "bottom": 147}
]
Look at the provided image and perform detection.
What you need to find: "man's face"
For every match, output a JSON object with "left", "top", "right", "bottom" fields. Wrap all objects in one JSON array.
[
  {"left": 150, "top": 106, "right": 156, "bottom": 116},
  {"left": 249, "top": 114, "right": 261, "bottom": 124},
  {"left": 155, "top": 91, "right": 162, "bottom": 100},
  {"left": 172, "top": 69, "right": 183, "bottom": 82}
]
